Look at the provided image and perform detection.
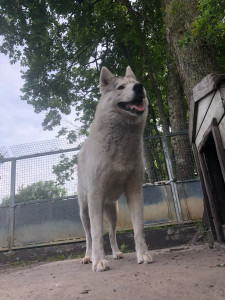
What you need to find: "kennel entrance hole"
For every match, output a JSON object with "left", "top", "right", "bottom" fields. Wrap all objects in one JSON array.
[{"left": 199, "top": 132, "right": 225, "bottom": 243}]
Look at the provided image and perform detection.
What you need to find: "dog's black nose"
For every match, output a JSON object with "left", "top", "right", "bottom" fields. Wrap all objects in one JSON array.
[{"left": 133, "top": 83, "right": 143, "bottom": 92}]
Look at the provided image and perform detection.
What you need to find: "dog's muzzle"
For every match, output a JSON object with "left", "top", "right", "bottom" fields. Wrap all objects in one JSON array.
[
  {"left": 118, "top": 83, "right": 146, "bottom": 115},
  {"left": 133, "top": 83, "right": 144, "bottom": 96}
]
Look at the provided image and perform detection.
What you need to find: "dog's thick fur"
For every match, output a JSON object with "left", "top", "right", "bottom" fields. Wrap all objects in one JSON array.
[{"left": 78, "top": 66, "right": 152, "bottom": 271}]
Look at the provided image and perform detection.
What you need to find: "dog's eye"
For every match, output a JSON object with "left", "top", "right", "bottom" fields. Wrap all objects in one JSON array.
[{"left": 117, "top": 85, "right": 125, "bottom": 90}]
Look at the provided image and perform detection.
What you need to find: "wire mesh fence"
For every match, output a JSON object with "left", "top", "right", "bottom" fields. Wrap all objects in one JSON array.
[
  {"left": 0, "top": 133, "right": 198, "bottom": 206},
  {"left": 10, "top": 139, "right": 76, "bottom": 157},
  {"left": 0, "top": 139, "right": 79, "bottom": 206},
  {"left": 143, "top": 132, "right": 198, "bottom": 184},
  {"left": 0, "top": 134, "right": 202, "bottom": 250},
  {"left": 144, "top": 136, "right": 169, "bottom": 183},
  {"left": 0, "top": 146, "right": 10, "bottom": 158},
  {"left": 0, "top": 161, "right": 11, "bottom": 205},
  {"left": 169, "top": 133, "right": 197, "bottom": 181}
]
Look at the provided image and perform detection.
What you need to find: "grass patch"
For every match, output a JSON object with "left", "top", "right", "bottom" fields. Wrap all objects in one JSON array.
[
  {"left": 116, "top": 224, "right": 178, "bottom": 234},
  {"left": 13, "top": 260, "right": 31, "bottom": 267},
  {"left": 144, "top": 224, "right": 177, "bottom": 231},
  {"left": 120, "top": 243, "right": 131, "bottom": 253},
  {"left": 194, "top": 218, "right": 207, "bottom": 240},
  {"left": 11, "top": 252, "right": 85, "bottom": 267},
  {"left": 47, "top": 254, "right": 66, "bottom": 262}
]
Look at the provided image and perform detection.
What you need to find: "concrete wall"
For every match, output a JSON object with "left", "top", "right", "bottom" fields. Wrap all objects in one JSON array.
[{"left": 0, "top": 180, "right": 203, "bottom": 250}]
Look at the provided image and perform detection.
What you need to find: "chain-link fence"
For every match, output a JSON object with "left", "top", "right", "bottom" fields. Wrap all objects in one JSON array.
[
  {"left": 144, "top": 132, "right": 198, "bottom": 183},
  {"left": 0, "top": 133, "right": 203, "bottom": 250},
  {"left": 0, "top": 133, "right": 198, "bottom": 206},
  {"left": 0, "top": 139, "right": 79, "bottom": 206}
]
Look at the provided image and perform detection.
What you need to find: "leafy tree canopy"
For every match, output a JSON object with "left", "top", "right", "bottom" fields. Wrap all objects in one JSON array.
[
  {"left": 0, "top": 0, "right": 166, "bottom": 138},
  {"left": 1, "top": 180, "right": 67, "bottom": 206},
  {"left": 192, "top": 0, "right": 225, "bottom": 70},
  {"left": 1, "top": 0, "right": 224, "bottom": 184},
  {"left": 0, "top": 0, "right": 224, "bottom": 138},
  {"left": 53, "top": 153, "right": 78, "bottom": 185}
]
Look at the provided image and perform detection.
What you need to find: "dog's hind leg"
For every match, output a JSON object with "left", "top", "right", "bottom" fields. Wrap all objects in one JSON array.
[
  {"left": 104, "top": 201, "right": 124, "bottom": 259},
  {"left": 79, "top": 193, "right": 92, "bottom": 264}
]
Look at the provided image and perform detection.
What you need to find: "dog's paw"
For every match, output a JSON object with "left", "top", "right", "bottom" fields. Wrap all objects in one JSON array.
[
  {"left": 92, "top": 259, "right": 110, "bottom": 272},
  {"left": 81, "top": 256, "right": 92, "bottom": 264},
  {"left": 137, "top": 253, "right": 153, "bottom": 264},
  {"left": 113, "top": 251, "right": 124, "bottom": 259}
]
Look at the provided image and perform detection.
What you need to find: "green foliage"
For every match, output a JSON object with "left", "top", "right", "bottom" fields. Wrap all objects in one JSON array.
[
  {"left": 194, "top": 217, "right": 207, "bottom": 240},
  {"left": 178, "top": 32, "right": 191, "bottom": 49},
  {"left": 13, "top": 252, "right": 83, "bottom": 266},
  {"left": 169, "top": 1, "right": 185, "bottom": 15},
  {"left": 53, "top": 154, "right": 78, "bottom": 185},
  {"left": 165, "top": 0, "right": 225, "bottom": 71},
  {"left": 1, "top": 180, "right": 67, "bottom": 206},
  {"left": 0, "top": 0, "right": 167, "bottom": 138},
  {"left": 192, "top": 0, "right": 225, "bottom": 71},
  {"left": 47, "top": 254, "right": 65, "bottom": 262},
  {"left": 1, "top": 0, "right": 224, "bottom": 133},
  {"left": 1, "top": 0, "right": 224, "bottom": 182},
  {"left": 120, "top": 243, "right": 130, "bottom": 253},
  {"left": 13, "top": 260, "right": 31, "bottom": 267}
]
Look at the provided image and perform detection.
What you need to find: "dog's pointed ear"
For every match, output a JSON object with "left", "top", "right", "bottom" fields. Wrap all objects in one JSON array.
[
  {"left": 100, "top": 67, "right": 114, "bottom": 93},
  {"left": 125, "top": 66, "right": 136, "bottom": 80}
]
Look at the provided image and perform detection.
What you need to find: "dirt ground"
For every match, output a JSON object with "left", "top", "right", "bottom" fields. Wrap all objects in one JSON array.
[{"left": 0, "top": 244, "right": 225, "bottom": 300}]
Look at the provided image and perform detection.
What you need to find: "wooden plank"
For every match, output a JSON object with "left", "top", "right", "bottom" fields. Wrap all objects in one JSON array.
[
  {"left": 195, "top": 91, "right": 215, "bottom": 137},
  {"left": 189, "top": 96, "right": 197, "bottom": 143},
  {"left": 195, "top": 90, "right": 224, "bottom": 148},
  {"left": 218, "top": 116, "right": 225, "bottom": 149},
  {"left": 193, "top": 74, "right": 225, "bottom": 102},
  {"left": 212, "top": 118, "right": 225, "bottom": 183},
  {"left": 190, "top": 75, "right": 225, "bottom": 143},
  {"left": 219, "top": 82, "right": 225, "bottom": 107},
  {"left": 222, "top": 225, "right": 225, "bottom": 238}
]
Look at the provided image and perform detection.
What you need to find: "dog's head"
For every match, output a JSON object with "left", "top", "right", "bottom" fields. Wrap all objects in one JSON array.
[{"left": 99, "top": 66, "right": 148, "bottom": 119}]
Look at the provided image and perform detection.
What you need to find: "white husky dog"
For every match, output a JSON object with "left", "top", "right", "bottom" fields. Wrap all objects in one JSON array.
[{"left": 78, "top": 66, "right": 152, "bottom": 271}]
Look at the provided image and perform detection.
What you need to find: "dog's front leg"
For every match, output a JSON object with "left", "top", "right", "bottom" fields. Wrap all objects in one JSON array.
[
  {"left": 104, "top": 201, "right": 124, "bottom": 259},
  {"left": 88, "top": 194, "right": 110, "bottom": 272},
  {"left": 125, "top": 186, "right": 153, "bottom": 264}
]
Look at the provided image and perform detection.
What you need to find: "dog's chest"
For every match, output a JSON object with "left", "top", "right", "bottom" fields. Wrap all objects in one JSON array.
[
  {"left": 100, "top": 137, "right": 143, "bottom": 185},
  {"left": 104, "top": 128, "right": 142, "bottom": 159},
  {"left": 100, "top": 164, "right": 133, "bottom": 201}
]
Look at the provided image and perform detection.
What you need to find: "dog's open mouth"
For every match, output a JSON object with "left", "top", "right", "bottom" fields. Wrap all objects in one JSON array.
[{"left": 118, "top": 99, "right": 146, "bottom": 115}]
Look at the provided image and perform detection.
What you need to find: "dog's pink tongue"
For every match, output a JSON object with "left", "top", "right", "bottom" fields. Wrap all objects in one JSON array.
[{"left": 128, "top": 103, "right": 146, "bottom": 112}]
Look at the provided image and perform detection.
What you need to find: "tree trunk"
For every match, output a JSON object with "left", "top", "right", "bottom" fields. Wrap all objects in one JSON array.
[
  {"left": 144, "top": 127, "right": 158, "bottom": 183},
  {"left": 167, "top": 51, "right": 195, "bottom": 180},
  {"left": 162, "top": 0, "right": 220, "bottom": 105},
  {"left": 145, "top": 59, "right": 170, "bottom": 135}
]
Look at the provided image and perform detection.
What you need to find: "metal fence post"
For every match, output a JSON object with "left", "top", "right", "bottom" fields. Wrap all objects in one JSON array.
[
  {"left": 8, "top": 158, "right": 16, "bottom": 249},
  {"left": 161, "top": 136, "right": 183, "bottom": 224}
]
